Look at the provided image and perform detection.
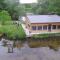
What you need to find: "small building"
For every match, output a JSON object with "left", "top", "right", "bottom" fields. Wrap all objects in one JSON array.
[{"left": 24, "top": 15, "right": 60, "bottom": 34}]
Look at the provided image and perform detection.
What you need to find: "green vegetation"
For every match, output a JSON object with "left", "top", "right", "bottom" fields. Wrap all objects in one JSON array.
[
  {"left": 27, "top": 0, "right": 60, "bottom": 15},
  {"left": 32, "top": 33, "right": 60, "bottom": 39},
  {"left": 0, "top": 0, "right": 60, "bottom": 21},
  {"left": 0, "top": 24, "right": 26, "bottom": 40},
  {"left": 0, "top": 0, "right": 25, "bottom": 20},
  {"left": 28, "top": 33, "right": 60, "bottom": 50},
  {"left": 0, "top": 10, "right": 11, "bottom": 25},
  {"left": 0, "top": 10, "right": 26, "bottom": 41}
]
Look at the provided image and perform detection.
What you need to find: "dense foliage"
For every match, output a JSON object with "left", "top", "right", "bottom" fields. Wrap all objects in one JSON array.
[
  {"left": 0, "top": 24, "right": 26, "bottom": 40},
  {"left": 32, "top": 0, "right": 60, "bottom": 15},
  {"left": 32, "top": 33, "right": 60, "bottom": 39},
  {"left": 21, "top": 0, "right": 60, "bottom": 15},
  {"left": 0, "top": 10, "right": 26, "bottom": 40},
  {"left": 0, "top": 0, "right": 25, "bottom": 20},
  {"left": 0, "top": 0, "right": 60, "bottom": 20},
  {"left": 0, "top": 10, "right": 11, "bottom": 25}
]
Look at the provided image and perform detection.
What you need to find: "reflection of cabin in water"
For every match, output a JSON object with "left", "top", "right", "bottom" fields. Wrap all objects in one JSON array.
[{"left": 24, "top": 15, "right": 60, "bottom": 34}]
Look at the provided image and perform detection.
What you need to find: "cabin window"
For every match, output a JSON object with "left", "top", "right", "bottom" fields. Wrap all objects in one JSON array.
[
  {"left": 38, "top": 26, "right": 42, "bottom": 30},
  {"left": 43, "top": 26, "right": 47, "bottom": 30},
  {"left": 57, "top": 25, "right": 60, "bottom": 29},
  {"left": 52, "top": 25, "right": 56, "bottom": 29},
  {"left": 32, "top": 26, "right": 36, "bottom": 30}
]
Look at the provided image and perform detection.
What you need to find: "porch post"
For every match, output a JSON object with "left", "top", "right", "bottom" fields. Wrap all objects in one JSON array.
[
  {"left": 56, "top": 25, "right": 57, "bottom": 29},
  {"left": 36, "top": 26, "right": 38, "bottom": 30},
  {"left": 51, "top": 25, "right": 52, "bottom": 30},
  {"left": 47, "top": 25, "right": 48, "bottom": 31},
  {"left": 42, "top": 26, "right": 43, "bottom": 30}
]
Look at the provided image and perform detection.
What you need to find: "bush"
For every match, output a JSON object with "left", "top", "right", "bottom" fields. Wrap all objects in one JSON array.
[
  {"left": 0, "top": 24, "right": 26, "bottom": 40},
  {"left": 32, "top": 33, "right": 60, "bottom": 39},
  {"left": 0, "top": 10, "right": 11, "bottom": 25}
]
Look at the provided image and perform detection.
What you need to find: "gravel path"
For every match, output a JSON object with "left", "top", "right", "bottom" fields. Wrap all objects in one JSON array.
[{"left": 0, "top": 41, "right": 60, "bottom": 60}]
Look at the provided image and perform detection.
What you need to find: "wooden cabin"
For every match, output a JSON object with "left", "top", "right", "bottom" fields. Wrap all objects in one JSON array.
[{"left": 24, "top": 15, "right": 60, "bottom": 34}]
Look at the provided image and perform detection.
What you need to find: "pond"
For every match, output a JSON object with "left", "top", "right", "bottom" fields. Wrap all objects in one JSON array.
[
  {"left": 0, "top": 40, "right": 60, "bottom": 60},
  {"left": 0, "top": 38, "right": 60, "bottom": 60}
]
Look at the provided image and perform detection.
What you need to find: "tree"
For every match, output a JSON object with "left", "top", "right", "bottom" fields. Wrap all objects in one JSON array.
[
  {"left": 4, "top": 0, "right": 25, "bottom": 20},
  {"left": 0, "top": 0, "right": 26, "bottom": 20},
  {"left": 32, "top": 0, "right": 60, "bottom": 15},
  {"left": 13, "top": 4, "right": 26, "bottom": 20},
  {"left": 0, "top": 0, "right": 7, "bottom": 11},
  {"left": 47, "top": 0, "right": 60, "bottom": 15},
  {"left": 0, "top": 10, "right": 11, "bottom": 25}
]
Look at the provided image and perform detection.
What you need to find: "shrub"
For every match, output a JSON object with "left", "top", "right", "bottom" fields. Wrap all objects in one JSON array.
[
  {"left": 32, "top": 33, "right": 60, "bottom": 39},
  {"left": 0, "top": 24, "right": 26, "bottom": 41},
  {"left": 0, "top": 10, "right": 11, "bottom": 25}
]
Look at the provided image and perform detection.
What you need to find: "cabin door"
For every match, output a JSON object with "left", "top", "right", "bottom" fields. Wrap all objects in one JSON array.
[{"left": 48, "top": 24, "right": 51, "bottom": 31}]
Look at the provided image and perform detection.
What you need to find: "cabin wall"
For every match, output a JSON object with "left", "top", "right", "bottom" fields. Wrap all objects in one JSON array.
[
  {"left": 25, "top": 16, "right": 60, "bottom": 34},
  {"left": 25, "top": 17, "right": 31, "bottom": 32},
  {"left": 30, "top": 23, "right": 60, "bottom": 34}
]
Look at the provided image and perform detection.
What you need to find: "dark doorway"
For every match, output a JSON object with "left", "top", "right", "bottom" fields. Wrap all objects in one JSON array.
[{"left": 48, "top": 24, "right": 51, "bottom": 31}]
